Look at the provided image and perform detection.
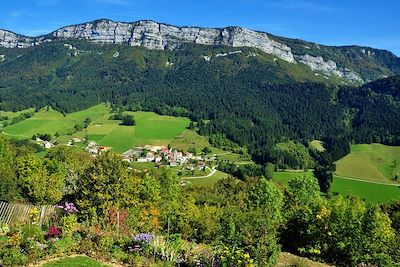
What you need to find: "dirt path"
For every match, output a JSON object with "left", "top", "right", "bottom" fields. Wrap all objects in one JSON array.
[
  {"left": 335, "top": 175, "right": 400, "bottom": 186},
  {"left": 182, "top": 166, "right": 217, "bottom": 179}
]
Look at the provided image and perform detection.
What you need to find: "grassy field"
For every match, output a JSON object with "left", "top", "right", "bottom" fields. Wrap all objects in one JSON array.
[
  {"left": 2, "top": 105, "right": 109, "bottom": 139},
  {"left": 0, "top": 108, "right": 35, "bottom": 127},
  {"left": 2, "top": 104, "right": 190, "bottom": 153},
  {"left": 183, "top": 170, "right": 229, "bottom": 186},
  {"left": 86, "top": 110, "right": 190, "bottom": 153},
  {"left": 170, "top": 129, "right": 252, "bottom": 163},
  {"left": 272, "top": 171, "right": 400, "bottom": 203},
  {"left": 332, "top": 176, "right": 400, "bottom": 203},
  {"left": 41, "top": 256, "right": 108, "bottom": 267},
  {"left": 170, "top": 129, "right": 226, "bottom": 154},
  {"left": 335, "top": 144, "right": 400, "bottom": 184}
]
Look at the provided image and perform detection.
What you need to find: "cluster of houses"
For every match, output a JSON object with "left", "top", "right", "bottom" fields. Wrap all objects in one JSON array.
[
  {"left": 35, "top": 137, "right": 55, "bottom": 149},
  {"left": 34, "top": 136, "right": 209, "bottom": 171},
  {"left": 85, "top": 141, "right": 111, "bottom": 156},
  {"left": 122, "top": 145, "right": 207, "bottom": 169}
]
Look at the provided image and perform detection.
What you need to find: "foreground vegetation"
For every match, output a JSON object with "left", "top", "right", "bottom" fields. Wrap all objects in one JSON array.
[{"left": 0, "top": 137, "right": 400, "bottom": 266}]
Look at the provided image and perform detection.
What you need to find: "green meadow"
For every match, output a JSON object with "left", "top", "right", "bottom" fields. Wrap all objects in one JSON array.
[
  {"left": 88, "top": 111, "right": 190, "bottom": 153},
  {"left": 183, "top": 170, "right": 229, "bottom": 186},
  {"left": 332, "top": 176, "right": 400, "bottom": 203},
  {"left": 335, "top": 143, "right": 400, "bottom": 184},
  {"left": 2, "top": 104, "right": 190, "bottom": 153},
  {"left": 272, "top": 171, "right": 400, "bottom": 203}
]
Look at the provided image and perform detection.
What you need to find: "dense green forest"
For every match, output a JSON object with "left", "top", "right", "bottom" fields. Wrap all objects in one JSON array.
[{"left": 0, "top": 138, "right": 399, "bottom": 266}]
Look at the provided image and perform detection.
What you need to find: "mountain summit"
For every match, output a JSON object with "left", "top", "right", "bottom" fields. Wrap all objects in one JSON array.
[{"left": 1, "top": 19, "right": 400, "bottom": 82}]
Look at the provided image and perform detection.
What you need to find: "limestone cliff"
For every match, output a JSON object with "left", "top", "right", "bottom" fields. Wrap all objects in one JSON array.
[{"left": 1, "top": 19, "right": 398, "bottom": 83}]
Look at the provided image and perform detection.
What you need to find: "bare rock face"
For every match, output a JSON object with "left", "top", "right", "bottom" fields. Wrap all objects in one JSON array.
[
  {"left": 0, "top": 30, "right": 34, "bottom": 48},
  {"left": 0, "top": 19, "right": 367, "bottom": 82},
  {"left": 297, "top": 54, "right": 363, "bottom": 83},
  {"left": 50, "top": 20, "right": 295, "bottom": 62}
]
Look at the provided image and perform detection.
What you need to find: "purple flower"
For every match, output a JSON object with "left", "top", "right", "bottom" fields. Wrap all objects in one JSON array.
[
  {"left": 132, "top": 233, "right": 154, "bottom": 244},
  {"left": 57, "top": 202, "right": 78, "bottom": 214}
]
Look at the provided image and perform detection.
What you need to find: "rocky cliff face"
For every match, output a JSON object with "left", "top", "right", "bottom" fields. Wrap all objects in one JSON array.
[
  {"left": 0, "top": 30, "right": 34, "bottom": 48},
  {"left": 297, "top": 54, "right": 363, "bottom": 82},
  {"left": 49, "top": 20, "right": 295, "bottom": 62},
  {"left": 1, "top": 19, "right": 397, "bottom": 83}
]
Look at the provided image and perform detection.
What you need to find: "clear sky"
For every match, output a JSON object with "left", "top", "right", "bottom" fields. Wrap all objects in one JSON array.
[{"left": 0, "top": 0, "right": 399, "bottom": 55}]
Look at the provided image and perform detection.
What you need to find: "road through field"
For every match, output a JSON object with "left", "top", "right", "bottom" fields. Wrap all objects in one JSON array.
[
  {"left": 335, "top": 175, "right": 400, "bottom": 186},
  {"left": 182, "top": 166, "right": 217, "bottom": 179}
]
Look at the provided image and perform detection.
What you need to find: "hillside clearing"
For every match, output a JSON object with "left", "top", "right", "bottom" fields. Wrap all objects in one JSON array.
[{"left": 335, "top": 143, "right": 400, "bottom": 184}]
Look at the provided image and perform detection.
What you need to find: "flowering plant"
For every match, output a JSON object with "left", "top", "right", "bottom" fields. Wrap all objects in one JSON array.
[
  {"left": 128, "top": 233, "right": 154, "bottom": 253},
  {"left": 57, "top": 202, "right": 78, "bottom": 214},
  {"left": 46, "top": 225, "right": 62, "bottom": 239},
  {"left": 132, "top": 233, "right": 154, "bottom": 244}
]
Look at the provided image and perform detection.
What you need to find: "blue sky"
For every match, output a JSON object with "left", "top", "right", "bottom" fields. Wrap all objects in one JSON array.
[{"left": 0, "top": 0, "right": 399, "bottom": 55}]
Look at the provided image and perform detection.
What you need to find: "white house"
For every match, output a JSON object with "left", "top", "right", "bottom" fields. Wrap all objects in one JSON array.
[
  {"left": 44, "top": 141, "right": 54, "bottom": 149},
  {"left": 137, "top": 158, "right": 148, "bottom": 163},
  {"left": 155, "top": 156, "right": 162, "bottom": 163}
]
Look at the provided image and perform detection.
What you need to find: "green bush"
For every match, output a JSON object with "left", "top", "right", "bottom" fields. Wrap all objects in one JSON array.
[{"left": 48, "top": 236, "right": 77, "bottom": 256}]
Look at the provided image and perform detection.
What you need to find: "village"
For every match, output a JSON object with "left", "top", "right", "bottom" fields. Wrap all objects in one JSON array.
[{"left": 34, "top": 136, "right": 213, "bottom": 173}]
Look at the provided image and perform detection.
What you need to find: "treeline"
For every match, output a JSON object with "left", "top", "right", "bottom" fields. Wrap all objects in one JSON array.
[{"left": 0, "top": 137, "right": 399, "bottom": 266}]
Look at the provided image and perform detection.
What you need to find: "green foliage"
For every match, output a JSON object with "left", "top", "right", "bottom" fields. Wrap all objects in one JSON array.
[
  {"left": 264, "top": 163, "right": 275, "bottom": 180},
  {"left": 74, "top": 152, "right": 141, "bottom": 221},
  {"left": 16, "top": 155, "right": 65, "bottom": 204},
  {"left": 282, "top": 173, "right": 397, "bottom": 266},
  {"left": 201, "top": 146, "right": 212, "bottom": 155},
  {"left": 120, "top": 114, "right": 136, "bottom": 126},
  {"left": 287, "top": 174, "right": 320, "bottom": 205},
  {"left": 274, "top": 141, "right": 314, "bottom": 170}
]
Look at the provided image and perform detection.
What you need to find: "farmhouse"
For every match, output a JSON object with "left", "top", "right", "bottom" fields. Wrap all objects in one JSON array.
[{"left": 43, "top": 141, "right": 55, "bottom": 149}]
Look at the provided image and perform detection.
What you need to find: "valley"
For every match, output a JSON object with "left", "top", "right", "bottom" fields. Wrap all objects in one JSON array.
[{"left": 0, "top": 13, "right": 399, "bottom": 267}]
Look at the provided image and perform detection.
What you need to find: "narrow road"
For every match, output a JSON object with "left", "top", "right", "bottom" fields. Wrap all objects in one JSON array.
[
  {"left": 335, "top": 175, "right": 400, "bottom": 187},
  {"left": 182, "top": 166, "right": 217, "bottom": 179},
  {"left": 1, "top": 130, "right": 28, "bottom": 138}
]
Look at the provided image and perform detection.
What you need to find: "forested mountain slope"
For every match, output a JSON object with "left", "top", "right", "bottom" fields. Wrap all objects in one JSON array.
[{"left": 0, "top": 38, "right": 399, "bottom": 163}]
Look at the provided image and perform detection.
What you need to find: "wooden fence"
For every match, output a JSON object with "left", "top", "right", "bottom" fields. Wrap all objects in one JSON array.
[{"left": 0, "top": 201, "right": 58, "bottom": 225}]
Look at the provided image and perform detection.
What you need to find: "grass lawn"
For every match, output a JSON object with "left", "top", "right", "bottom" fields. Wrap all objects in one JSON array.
[
  {"left": 0, "top": 108, "right": 35, "bottom": 127},
  {"left": 2, "top": 104, "right": 190, "bottom": 153},
  {"left": 183, "top": 170, "right": 229, "bottom": 186},
  {"left": 41, "top": 256, "right": 108, "bottom": 267},
  {"left": 335, "top": 144, "right": 400, "bottom": 184},
  {"left": 170, "top": 129, "right": 225, "bottom": 154},
  {"left": 87, "top": 111, "right": 190, "bottom": 153},
  {"left": 331, "top": 176, "right": 400, "bottom": 203},
  {"left": 130, "top": 162, "right": 156, "bottom": 170}
]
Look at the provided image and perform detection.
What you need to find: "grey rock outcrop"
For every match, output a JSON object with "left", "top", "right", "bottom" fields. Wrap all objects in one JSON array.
[
  {"left": 50, "top": 20, "right": 295, "bottom": 62},
  {"left": 0, "top": 29, "right": 35, "bottom": 48},
  {"left": 297, "top": 54, "right": 363, "bottom": 83},
  {"left": 0, "top": 19, "right": 295, "bottom": 62}
]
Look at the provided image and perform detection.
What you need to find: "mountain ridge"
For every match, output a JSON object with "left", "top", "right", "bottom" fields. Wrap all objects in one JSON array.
[{"left": 1, "top": 18, "right": 400, "bottom": 83}]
